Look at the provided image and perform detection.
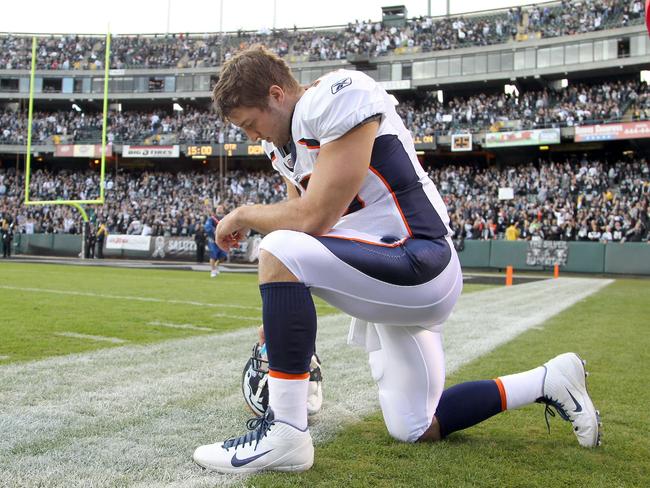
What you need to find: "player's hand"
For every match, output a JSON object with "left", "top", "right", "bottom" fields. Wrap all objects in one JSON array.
[{"left": 215, "top": 208, "right": 249, "bottom": 251}]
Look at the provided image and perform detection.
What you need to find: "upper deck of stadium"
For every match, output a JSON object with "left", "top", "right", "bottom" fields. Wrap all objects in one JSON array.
[{"left": 0, "top": 0, "right": 646, "bottom": 71}]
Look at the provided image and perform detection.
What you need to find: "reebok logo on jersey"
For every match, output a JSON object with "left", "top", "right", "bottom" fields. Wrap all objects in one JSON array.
[
  {"left": 331, "top": 77, "right": 352, "bottom": 95},
  {"left": 230, "top": 449, "right": 273, "bottom": 467}
]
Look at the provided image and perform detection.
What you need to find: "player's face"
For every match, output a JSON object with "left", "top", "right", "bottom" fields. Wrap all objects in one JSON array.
[{"left": 229, "top": 103, "right": 290, "bottom": 147}]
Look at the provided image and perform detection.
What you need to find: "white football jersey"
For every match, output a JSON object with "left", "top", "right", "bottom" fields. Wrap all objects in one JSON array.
[{"left": 262, "top": 69, "right": 451, "bottom": 242}]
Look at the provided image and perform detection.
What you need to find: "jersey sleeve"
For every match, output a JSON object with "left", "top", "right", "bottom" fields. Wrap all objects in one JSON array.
[{"left": 308, "top": 73, "right": 386, "bottom": 146}]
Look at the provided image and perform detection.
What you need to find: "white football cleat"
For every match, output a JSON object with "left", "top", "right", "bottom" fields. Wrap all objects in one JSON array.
[
  {"left": 210, "top": 269, "right": 219, "bottom": 278},
  {"left": 193, "top": 408, "right": 314, "bottom": 474},
  {"left": 538, "top": 352, "right": 601, "bottom": 448}
]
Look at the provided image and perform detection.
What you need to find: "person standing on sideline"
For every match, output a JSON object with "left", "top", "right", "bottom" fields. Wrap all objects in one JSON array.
[
  {"left": 193, "top": 46, "right": 601, "bottom": 474},
  {"left": 204, "top": 209, "right": 228, "bottom": 277},
  {"left": 1, "top": 217, "right": 14, "bottom": 258},
  {"left": 84, "top": 223, "right": 96, "bottom": 259},
  {"left": 194, "top": 223, "right": 207, "bottom": 263},
  {"left": 96, "top": 222, "right": 108, "bottom": 259}
]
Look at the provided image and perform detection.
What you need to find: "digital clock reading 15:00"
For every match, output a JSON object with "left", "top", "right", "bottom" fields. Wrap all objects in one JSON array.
[{"left": 187, "top": 145, "right": 213, "bottom": 156}]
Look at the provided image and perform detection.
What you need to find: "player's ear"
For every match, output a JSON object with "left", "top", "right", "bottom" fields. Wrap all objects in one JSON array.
[{"left": 268, "top": 85, "right": 284, "bottom": 105}]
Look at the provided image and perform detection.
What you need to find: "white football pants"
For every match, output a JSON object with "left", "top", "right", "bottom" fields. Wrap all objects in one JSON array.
[{"left": 260, "top": 229, "right": 462, "bottom": 442}]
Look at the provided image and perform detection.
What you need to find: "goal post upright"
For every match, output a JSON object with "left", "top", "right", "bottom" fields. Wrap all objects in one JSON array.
[
  {"left": 23, "top": 30, "right": 112, "bottom": 258},
  {"left": 99, "top": 30, "right": 111, "bottom": 203},
  {"left": 24, "top": 31, "right": 111, "bottom": 211},
  {"left": 23, "top": 36, "right": 37, "bottom": 204}
]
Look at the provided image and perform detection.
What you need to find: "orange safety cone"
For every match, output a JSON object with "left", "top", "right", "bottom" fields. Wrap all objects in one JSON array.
[
  {"left": 506, "top": 265, "right": 513, "bottom": 286},
  {"left": 554, "top": 264, "right": 560, "bottom": 279}
]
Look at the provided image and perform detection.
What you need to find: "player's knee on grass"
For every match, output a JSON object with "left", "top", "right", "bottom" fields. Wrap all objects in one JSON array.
[{"left": 378, "top": 391, "right": 425, "bottom": 443}]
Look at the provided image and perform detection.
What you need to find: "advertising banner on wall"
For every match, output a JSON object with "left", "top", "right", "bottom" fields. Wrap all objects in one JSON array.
[
  {"left": 54, "top": 144, "right": 113, "bottom": 158},
  {"left": 150, "top": 236, "right": 197, "bottom": 259},
  {"left": 484, "top": 128, "right": 561, "bottom": 148},
  {"left": 526, "top": 240, "right": 569, "bottom": 266},
  {"left": 574, "top": 121, "right": 650, "bottom": 142},
  {"left": 105, "top": 235, "right": 151, "bottom": 251},
  {"left": 122, "top": 145, "right": 180, "bottom": 158}
]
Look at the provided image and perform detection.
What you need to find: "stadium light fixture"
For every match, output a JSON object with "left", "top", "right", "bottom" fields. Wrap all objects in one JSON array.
[
  {"left": 72, "top": 103, "right": 82, "bottom": 112},
  {"left": 173, "top": 103, "right": 184, "bottom": 112}
]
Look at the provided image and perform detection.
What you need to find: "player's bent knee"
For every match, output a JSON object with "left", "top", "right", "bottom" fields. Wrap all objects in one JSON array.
[
  {"left": 258, "top": 232, "right": 301, "bottom": 284},
  {"left": 258, "top": 249, "right": 298, "bottom": 284},
  {"left": 378, "top": 392, "right": 421, "bottom": 443},
  {"left": 385, "top": 422, "right": 416, "bottom": 443}
]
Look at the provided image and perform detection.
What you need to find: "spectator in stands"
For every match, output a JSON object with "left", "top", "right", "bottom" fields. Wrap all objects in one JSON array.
[{"left": 505, "top": 220, "right": 520, "bottom": 240}]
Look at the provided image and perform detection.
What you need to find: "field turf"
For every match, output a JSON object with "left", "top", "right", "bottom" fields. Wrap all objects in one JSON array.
[{"left": 0, "top": 262, "right": 648, "bottom": 487}]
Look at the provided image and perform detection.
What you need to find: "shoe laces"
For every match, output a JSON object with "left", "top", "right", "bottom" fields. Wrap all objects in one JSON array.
[
  {"left": 222, "top": 411, "right": 273, "bottom": 451},
  {"left": 537, "top": 395, "right": 571, "bottom": 434}
]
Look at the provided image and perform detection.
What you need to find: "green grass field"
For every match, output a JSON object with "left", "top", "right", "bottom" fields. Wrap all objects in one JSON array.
[
  {"left": 1, "top": 262, "right": 648, "bottom": 487},
  {"left": 251, "top": 278, "right": 650, "bottom": 488},
  {"left": 0, "top": 262, "right": 495, "bottom": 364}
]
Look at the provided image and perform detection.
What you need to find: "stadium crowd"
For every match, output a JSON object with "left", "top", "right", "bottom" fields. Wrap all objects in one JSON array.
[
  {"left": 1, "top": 79, "right": 647, "bottom": 145},
  {"left": 398, "top": 79, "right": 648, "bottom": 136},
  {"left": 1, "top": 156, "right": 647, "bottom": 243},
  {"left": 0, "top": 1, "right": 644, "bottom": 70}
]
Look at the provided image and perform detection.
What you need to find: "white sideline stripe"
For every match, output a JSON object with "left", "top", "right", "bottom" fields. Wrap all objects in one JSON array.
[
  {"left": 0, "top": 285, "right": 261, "bottom": 311},
  {"left": 213, "top": 312, "right": 261, "bottom": 322},
  {"left": 147, "top": 321, "right": 214, "bottom": 332},
  {"left": 0, "top": 277, "right": 612, "bottom": 488},
  {"left": 54, "top": 332, "right": 127, "bottom": 344}
]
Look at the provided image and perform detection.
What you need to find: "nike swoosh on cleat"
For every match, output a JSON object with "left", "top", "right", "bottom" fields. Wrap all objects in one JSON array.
[
  {"left": 566, "top": 388, "right": 583, "bottom": 413},
  {"left": 231, "top": 449, "right": 273, "bottom": 467}
]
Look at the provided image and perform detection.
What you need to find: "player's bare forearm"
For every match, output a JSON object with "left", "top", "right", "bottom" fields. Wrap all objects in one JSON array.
[
  {"left": 226, "top": 120, "right": 378, "bottom": 239},
  {"left": 233, "top": 198, "right": 319, "bottom": 236},
  {"left": 255, "top": 121, "right": 378, "bottom": 234}
]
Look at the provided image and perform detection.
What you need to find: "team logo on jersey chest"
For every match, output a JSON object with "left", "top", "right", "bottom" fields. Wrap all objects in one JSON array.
[{"left": 331, "top": 77, "right": 352, "bottom": 95}]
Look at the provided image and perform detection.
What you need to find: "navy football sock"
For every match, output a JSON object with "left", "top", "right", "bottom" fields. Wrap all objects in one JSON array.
[
  {"left": 260, "top": 282, "right": 316, "bottom": 375},
  {"left": 434, "top": 380, "right": 505, "bottom": 438}
]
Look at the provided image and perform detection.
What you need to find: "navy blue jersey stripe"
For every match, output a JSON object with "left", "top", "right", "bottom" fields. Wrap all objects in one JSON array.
[
  {"left": 314, "top": 236, "right": 452, "bottom": 286},
  {"left": 370, "top": 134, "right": 447, "bottom": 239}
]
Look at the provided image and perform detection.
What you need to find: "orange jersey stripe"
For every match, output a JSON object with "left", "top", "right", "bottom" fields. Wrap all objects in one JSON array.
[
  {"left": 494, "top": 378, "right": 507, "bottom": 411},
  {"left": 269, "top": 369, "right": 310, "bottom": 380},
  {"left": 368, "top": 166, "right": 414, "bottom": 238},
  {"left": 298, "top": 140, "right": 320, "bottom": 150}
]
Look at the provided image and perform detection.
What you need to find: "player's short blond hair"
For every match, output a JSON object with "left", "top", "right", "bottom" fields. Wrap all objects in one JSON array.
[{"left": 212, "top": 45, "right": 300, "bottom": 120}]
